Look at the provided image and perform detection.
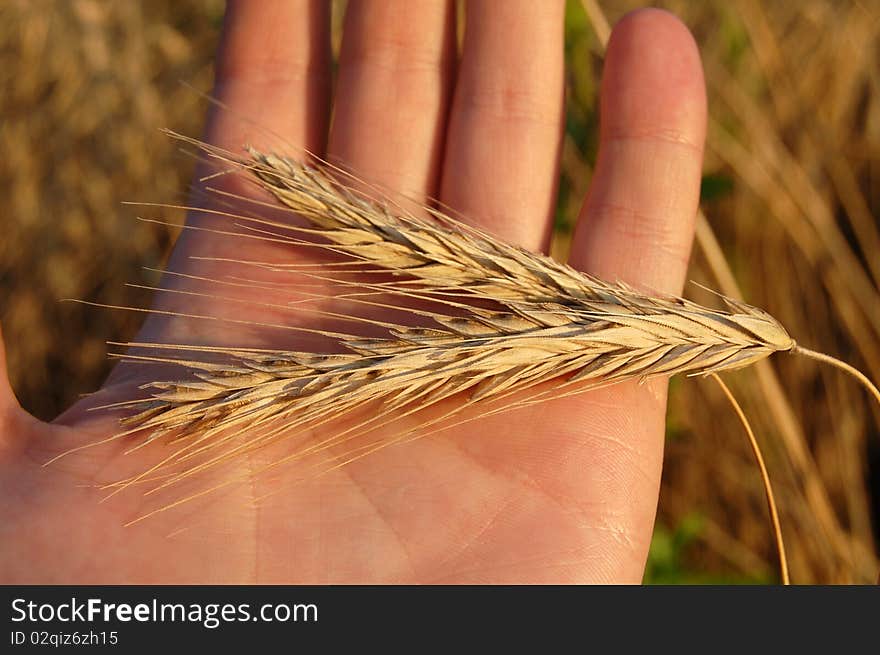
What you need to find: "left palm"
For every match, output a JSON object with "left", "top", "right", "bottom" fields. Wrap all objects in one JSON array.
[{"left": 0, "top": 2, "right": 705, "bottom": 583}]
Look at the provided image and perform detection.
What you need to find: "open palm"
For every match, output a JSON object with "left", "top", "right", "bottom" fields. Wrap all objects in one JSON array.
[{"left": 0, "top": 2, "right": 705, "bottom": 583}]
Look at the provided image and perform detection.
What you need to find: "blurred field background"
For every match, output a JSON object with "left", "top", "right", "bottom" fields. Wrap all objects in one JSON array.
[{"left": 1, "top": 0, "right": 878, "bottom": 583}]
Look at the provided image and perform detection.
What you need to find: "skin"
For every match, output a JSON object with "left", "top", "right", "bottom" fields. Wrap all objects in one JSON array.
[{"left": 0, "top": 2, "right": 705, "bottom": 583}]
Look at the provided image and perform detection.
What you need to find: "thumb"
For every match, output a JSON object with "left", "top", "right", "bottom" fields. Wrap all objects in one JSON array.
[
  {"left": 0, "top": 322, "right": 19, "bottom": 409},
  {"left": 0, "top": 322, "right": 36, "bottom": 447}
]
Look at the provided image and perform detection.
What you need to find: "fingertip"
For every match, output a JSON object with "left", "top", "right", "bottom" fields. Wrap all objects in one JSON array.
[{"left": 601, "top": 8, "right": 706, "bottom": 149}]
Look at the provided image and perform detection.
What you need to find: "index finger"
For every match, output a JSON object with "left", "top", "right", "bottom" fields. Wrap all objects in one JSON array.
[
  {"left": 135, "top": 2, "right": 332, "bottom": 347},
  {"left": 205, "top": 0, "right": 331, "bottom": 155}
]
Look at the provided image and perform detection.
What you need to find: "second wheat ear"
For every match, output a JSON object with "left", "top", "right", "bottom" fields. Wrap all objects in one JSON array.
[{"left": 63, "top": 137, "right": 880, "bottom": 584}]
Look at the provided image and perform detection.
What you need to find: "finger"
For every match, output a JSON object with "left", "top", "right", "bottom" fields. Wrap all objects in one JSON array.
[
  {"left": 133, "top": 2, "right": 332, "bottom": 349},
  {"left": 206, "top": 0, "right": 332, "bottom": 155},
  {"left": 559, "top": 9, "right": 706, "bottom": 580},
  {"left": 0, "top": 323, "right": 40, "bottom": 446},
  {"left": 0, "top": 323, "right": 18, "bottom": 427},
  {"left": 172, "top": 1, "right": 331, "bottom": 248},
  {"left": 327, "top": 0, "right": 456, "bottom": 205},
  {"left": 440, "top": 0, "right": 565, "bottom": 251},
  {"left": 569, "top": 8, "right": 706, "bottom": 293}
]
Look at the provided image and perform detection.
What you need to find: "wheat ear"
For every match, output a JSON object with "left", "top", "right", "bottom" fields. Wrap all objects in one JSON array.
[
  {"left": 59, "top": 141, "right": 880, "bottom": 585},
  {"left": 83, "top": 142, "right": 797, "bottom": 474}
]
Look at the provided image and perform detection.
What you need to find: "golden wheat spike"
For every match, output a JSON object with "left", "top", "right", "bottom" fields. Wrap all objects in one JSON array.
[
  {"left": 63, "top": 141, "right": 880, "bottom": 585},
  {"left": 108, "top": 144, "right": 802, "bottom": 458}
]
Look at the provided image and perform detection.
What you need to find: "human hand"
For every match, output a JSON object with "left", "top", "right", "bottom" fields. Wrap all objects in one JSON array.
[{"left": 0, "top": 1, "right": 705, "bottom": 583}]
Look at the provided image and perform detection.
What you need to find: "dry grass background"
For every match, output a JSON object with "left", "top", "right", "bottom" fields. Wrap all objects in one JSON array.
[{"left": 1, "top": 0, "right": 878, "bottom": 583}]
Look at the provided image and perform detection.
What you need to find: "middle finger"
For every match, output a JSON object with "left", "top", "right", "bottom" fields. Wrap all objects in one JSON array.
[{"left": 327, "top": 0, "right": 456, "bottom": 205}]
